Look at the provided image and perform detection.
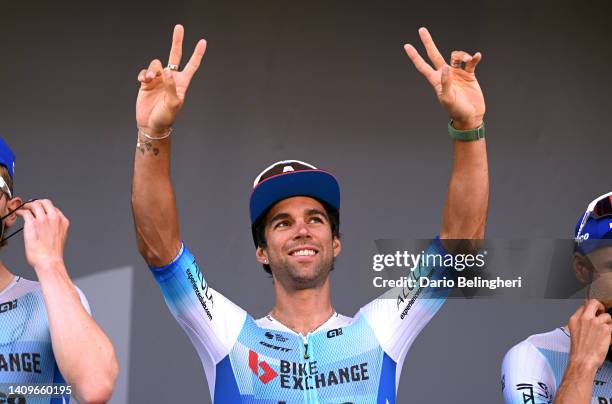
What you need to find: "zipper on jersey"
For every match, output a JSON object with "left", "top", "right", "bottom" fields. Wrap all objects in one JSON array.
[{"left": 302, "top": 334, "right": 310, "bottom": 360}]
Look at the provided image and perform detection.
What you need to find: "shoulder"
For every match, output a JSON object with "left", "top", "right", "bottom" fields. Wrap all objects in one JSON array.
[
  {"left": 503, "top": 328, "right": 568, "bottom": 370},
  {"left": 1, "top": 276, "right": 41, "bottom": 300}
]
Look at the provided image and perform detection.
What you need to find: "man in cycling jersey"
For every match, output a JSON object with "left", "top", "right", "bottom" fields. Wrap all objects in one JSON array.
[
  {"left": 0, "top": 138, "right": 118, "bottom": 403},
  {"left": 502, "top": 192, "right": 612, "bottom": 404},
  {"left": 132, "top": 24, "right": 488, "bottom": 403}
]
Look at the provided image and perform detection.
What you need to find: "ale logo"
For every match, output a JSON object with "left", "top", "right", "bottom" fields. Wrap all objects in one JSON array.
[{"left": 248, "top": 350, "right": 278, "bottom": 384}]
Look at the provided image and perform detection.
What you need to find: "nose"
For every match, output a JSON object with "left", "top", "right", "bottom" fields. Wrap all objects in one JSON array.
[{"left": 293, "top": 220, "right": 312, "bottom": 239}]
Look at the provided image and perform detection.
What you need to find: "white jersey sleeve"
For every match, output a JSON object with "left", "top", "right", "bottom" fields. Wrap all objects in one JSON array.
[
  {"left": 149, "top": 243, "right": 247, "bottom": 394},
  {"left": 74, "top": 286, "right": 91, "bottom": 315},
  {"left": 501, "top": 340, "right": 555, "bottom": 404},
  {"left": 358, "top": 237, "right": 453, "bottom": 378}
]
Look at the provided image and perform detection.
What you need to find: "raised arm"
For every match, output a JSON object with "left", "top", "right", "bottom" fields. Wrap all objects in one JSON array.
[
  {"left": 15, "top": 200, "right": 118, "bottom": 404},
  {"left": 132, "top": 24, "right": 206, "bottom": 267},
  {"left": 405, "top": 27, "right": 488, "bottom": 247}
]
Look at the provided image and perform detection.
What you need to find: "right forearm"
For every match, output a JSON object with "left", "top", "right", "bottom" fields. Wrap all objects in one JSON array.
[
  {"left": 554, "top": 362, "right": 597, "bottom": 404},
  {"left": 132, "top": 134, "right": 181, "bottom": 266}
]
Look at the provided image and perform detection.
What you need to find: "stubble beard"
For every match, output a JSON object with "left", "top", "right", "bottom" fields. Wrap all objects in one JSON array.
[{"left": 273, "top": 255, "right": 335, "bottom": 290}]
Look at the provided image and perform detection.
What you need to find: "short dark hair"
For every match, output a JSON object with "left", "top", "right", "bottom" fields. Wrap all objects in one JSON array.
[{"left": 251, "top": 200, "right": 340, "bottom": 275}]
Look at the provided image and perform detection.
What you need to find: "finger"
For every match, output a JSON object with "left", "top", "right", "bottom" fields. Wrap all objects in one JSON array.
[
  {"left": 403, "top": 44, "right": 436, "bottom": 86},
  {"left": 14, "top": 208, "right": 34, "bottom": 223},
  {"left": 418, "top": 27, "right": 446, "bottom": 69},
  {"left": 439, "top": 65, "right": 452, "bottom": 100},
  {"left": 38, "top": 199, "right": 58, "bottom": 219},
  {"left": 57, "top": 208, "right": 70, "bottom": 227},
  {"left": 137, "top": 69, "right": 147, "bottom": 82},
  {"left": 464, "top": 52, "right": 482, "bottom": 74},
  {"left": 597, "top": 312, "right": 612, "bottom": 324},
  {"left": 167, "top": 24, "right": 184, "bottom": 67},
  {"left": 450, "top": 50, "right": 472, "bottom": 69},
  {"left": 145, "top": 59, "right": 164, "bottom": 80},
  {"left": 584, "top": 299, "right": 606, "bottom": 318},
  {"left": 182, "top": 39, "right": 207, "bottom": 79},
  {"left": 28, "top": 201, "right": 47, "bottom": 221},
  {"left": 163, "top": 70, "right": 181, "bottom": 110}
]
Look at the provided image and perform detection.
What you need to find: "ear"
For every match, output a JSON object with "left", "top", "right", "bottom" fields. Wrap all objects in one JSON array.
[
  {"left": 573, "top": 252, "right": 593, "bottom": 285},
  {"left": 3, "top": 196, "right": 22, "bottom": 228},
  {"left": 255, "top": 246, "right": 269, "bottom": 265},
  {"left": 332, "top": 236, "right": 342, "bottom": 258}
]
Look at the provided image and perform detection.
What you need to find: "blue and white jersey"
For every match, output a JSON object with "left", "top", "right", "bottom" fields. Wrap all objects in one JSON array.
[
  {"left": 150, "top": 238, "right": 452, "bottom": 403},
  {"left": 501, "top": 327, "right": 612, "bottom": 404},
  {"left": 0, "top": 276, "right": 90, "bottom": 404}
]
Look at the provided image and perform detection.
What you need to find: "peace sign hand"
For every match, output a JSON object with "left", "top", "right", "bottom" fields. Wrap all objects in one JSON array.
[
  {"left": 404, "top": 27, "right": 485, "bottom": 130},
  {"left": 136, "top": 25, "right": 207, "bottom": 136}
]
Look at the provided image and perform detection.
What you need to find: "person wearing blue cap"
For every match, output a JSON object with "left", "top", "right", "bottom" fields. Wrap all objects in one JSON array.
[
  {"left": 0, "top": 138, "right": 118, "bottom": 403},
  {"left": 132, "top": 25, "right": 488, "bottom": 402},
  {"left": 501, "top": 192, "right": 612, "bottom": 404}
]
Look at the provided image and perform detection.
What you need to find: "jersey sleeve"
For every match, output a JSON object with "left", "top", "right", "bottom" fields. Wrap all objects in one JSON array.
[
  {"left": 358, "top": 237, "right": 454, "bottom": 368},
  {"left": 149, "top": 243, "right": 247, "bottom": 366},
  {"left": 501, "top": 341, "right": 555, "bottom": 404},
  {"left": 74, "top": 286, "right": 91, "bottom": 315}
]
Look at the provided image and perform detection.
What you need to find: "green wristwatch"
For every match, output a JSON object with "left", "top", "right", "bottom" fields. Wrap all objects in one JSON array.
[{"left": 448, "top": 120, "right": 485, "bottom": 141}]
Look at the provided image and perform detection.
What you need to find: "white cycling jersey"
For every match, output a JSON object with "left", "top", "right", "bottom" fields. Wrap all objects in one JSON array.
[
  {"left": 502, "top": 327, "right": 612, "bottom": 404},
  {"left": 151, "top": 237, "right": 453, "bottom": 403},
  {"left": 0, "top": 276, "right": 90, "bottom": 404}
]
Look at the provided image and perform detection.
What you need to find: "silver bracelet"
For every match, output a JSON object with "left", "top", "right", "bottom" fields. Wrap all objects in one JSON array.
[{"left": 138, "top": 126, "right": 173, "bottom": 140}]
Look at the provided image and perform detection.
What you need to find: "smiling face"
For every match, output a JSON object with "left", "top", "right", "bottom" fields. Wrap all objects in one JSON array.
[{"left": 256, "top": 196, "right": 341, "bottom": 290}]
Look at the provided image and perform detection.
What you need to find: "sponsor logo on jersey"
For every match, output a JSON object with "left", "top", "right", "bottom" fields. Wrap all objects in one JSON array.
[
  {"left": 0, "top": 300, "right": 17, "bottom": 314},
  {"left": 398, "top": 285, "right": 424, "bottom": 320},
  {"left": 265, "top": 331, "right": 288, "bottom": 343},
  {"left": 247, "top": 350, "right": 371, "bottom": 391},
  {"left": 595, "top": 380, "right": 607, "bottom": 386},
  {"left": 279, "top": 360, "right": 369, "bottom": 390},
  {"left": 259, "top": 341, "right": 292, "bottom": 352},
  {"left": 0, "top": 352, "right": 43, "bottom": 374},
  {"left": 326, "top": 328, "right": 343, "bottom": 339},
  {"left": 516, "top": 382, "right": 551, "bottom": 404},
  {"left": 249, "top": 350, "right": 278, "bottom": 384},
  {"left": 185, "top": 261, "right": 214, "bottom": 321},
  {"left": 596, "top": 398, "right": 612, "bottom": 404}
]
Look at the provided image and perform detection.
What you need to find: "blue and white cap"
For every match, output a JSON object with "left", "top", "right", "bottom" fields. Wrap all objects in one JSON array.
[
  {"left": 249, "top": 159, "right": 340, "bottom": 225},
  {"left": 0, "top": 138, "right": 15, "bottom": 198},
  {"left": 575, "top": 191, "right": 612, "bottom": 255}
]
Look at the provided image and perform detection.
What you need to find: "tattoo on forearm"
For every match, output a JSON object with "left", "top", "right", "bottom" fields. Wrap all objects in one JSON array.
[{"left": 136, "top": 138, "right": 160, "bottom": 156}]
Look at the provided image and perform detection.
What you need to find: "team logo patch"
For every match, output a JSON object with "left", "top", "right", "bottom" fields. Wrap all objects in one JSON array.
[{"left": 248, "top": 350, "right": 278, "bottom": 384}]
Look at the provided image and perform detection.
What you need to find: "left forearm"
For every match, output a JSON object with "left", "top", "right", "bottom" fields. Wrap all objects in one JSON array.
[
  {"left": 36, "top": 262, "right": 118, "bottom": 404},
  {"left": 441, "top": 138, "right": 489, "bottom": 241}
]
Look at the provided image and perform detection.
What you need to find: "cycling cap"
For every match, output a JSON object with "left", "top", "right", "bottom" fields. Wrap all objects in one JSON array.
[
  {"left": 575, "top": 191, "right": 612, "bottom": 255},
  {"left": 249, "top": 159, "right": 340, "bottom": 225}
]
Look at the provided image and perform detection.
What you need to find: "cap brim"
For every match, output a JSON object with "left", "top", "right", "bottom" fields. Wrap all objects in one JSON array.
[{"left": 250, "top": 170, "right": 340, "bottom": 224}]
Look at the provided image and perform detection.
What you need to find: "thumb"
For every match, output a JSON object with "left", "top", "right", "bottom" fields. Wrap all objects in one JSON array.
[{"left": 163, "top": 70, "right": 181, "bottom": 111}]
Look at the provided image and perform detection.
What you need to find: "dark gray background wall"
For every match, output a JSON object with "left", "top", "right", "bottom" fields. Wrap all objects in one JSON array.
[{"left": 1, "top": 0, "right": 610, "bottom": 402}]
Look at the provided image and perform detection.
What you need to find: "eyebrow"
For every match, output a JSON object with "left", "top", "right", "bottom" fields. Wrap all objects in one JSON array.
[
  {"left": 305, "top": 209, "right": 329, "bottom": 221},
  {"left": 267, "top": 209, "right": 329, "bottom": 226}
]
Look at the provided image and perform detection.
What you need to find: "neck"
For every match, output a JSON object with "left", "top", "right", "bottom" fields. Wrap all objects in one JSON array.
[
  {"left": 271, "top": 276, "right": 334, "bottom": 335},
  {"left": 0, "top": 260, "right": 14, "bottom": 294}
]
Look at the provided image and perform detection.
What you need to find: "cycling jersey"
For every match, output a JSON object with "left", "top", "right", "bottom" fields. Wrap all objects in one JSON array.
[
  {"left": 501, "top": 327, "right": 612, "bottom": 404},
  {"left": 0, "top": 276, "right": 90, "bottom": 404},
  {"left": 150, "top": 237, "right": 452, "bottom": 403}
]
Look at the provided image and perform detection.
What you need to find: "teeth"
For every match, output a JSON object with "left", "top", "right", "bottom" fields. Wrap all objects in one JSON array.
[{"left": 292, "top": 249, "right": 316, "bottom": 256}]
